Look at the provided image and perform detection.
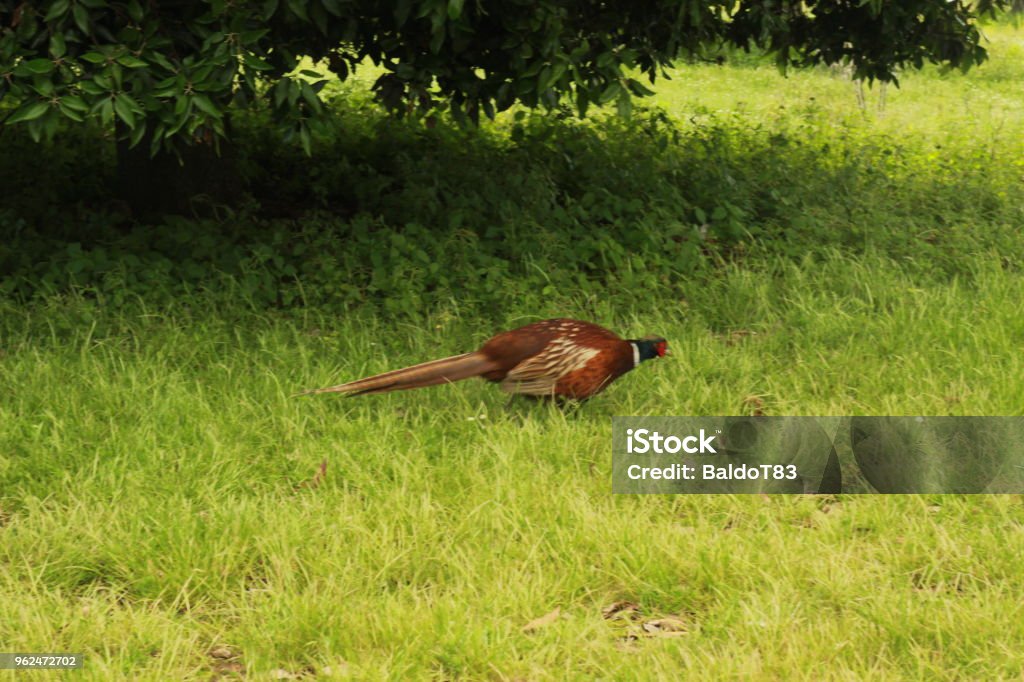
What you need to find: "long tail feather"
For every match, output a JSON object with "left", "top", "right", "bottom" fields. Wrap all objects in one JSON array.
[{"left": 298, "top": 352, "right": 498, "bottom": 397}]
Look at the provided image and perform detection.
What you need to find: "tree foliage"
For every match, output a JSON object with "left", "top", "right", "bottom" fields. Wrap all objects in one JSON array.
[{"left": 0, "top": 0, "right": 1008, "bottom": 153}]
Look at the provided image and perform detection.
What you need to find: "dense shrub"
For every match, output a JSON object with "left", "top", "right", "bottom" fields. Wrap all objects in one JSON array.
[{"left": 1, "top": 86, "right": 1021, "bottom": 318}]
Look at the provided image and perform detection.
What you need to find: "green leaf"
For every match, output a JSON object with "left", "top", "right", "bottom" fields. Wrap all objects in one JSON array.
[
  {"left": 447, "top": 0, "right": 465, "bottom": 20},
  {"left": 575, "top": 89, "right": 590, "bottom": 117},
  {"left": 110, "top": 63, "right": 124, "bottom": 88},
  {"left": 44, "top": 0, "right": 71, "bottom": 21},
  {"left": 310, "top": 1, "right": 328, "bottom": 33},
  {"left": 550, "top": 62, "right": 568, "bottom": 88},
  {"left": 78, "top": 80, "right": 106, "bottom": 95},
  {"left": 243, "top": 54, "right": 274, "bottom": 71},
  {"left": 113, "top": 95, "right": 137, "bottom": 128},
  {"left": 331, "top": 56, "right": 349, "bottom": 81},
  {"left": 616, "top": 91, "right": 632, "bottom": 118},
  {"left": 598, "top": 81, "right": 621, "bottom": 104},
  {"left": 37, "top": 110, "right": 59, "bottom": 138},
  {"left": 192, "top": 93, "right": 222, "bottom": 118},
  {"left": 167, "top": 106, "right": 191, "bottom": 136},
  {"left": 537, "top": 65, "right": 552, "bottom": 91},
  {"left": 117, "top": 55, "right": 149, "bottom": 68},
  {"left": 80, "top": 52, "right": 107, "bottom": 64},
  {"left": 60, "top": 94, "right": 88, "bottom": 113},
  {"left": 24, "top": 58, "right": 56, "bottom": 75},
  {"left": 126, "top": 0, "right": 144, "bottom": 22},
  {"left": 28, "top": 120, "right": 44, "bottom": 143},
  {"left": 395, "top": 0, "right": 412, "bottom": 26},
  {"left": 5, "top": 101, "right": 50, "bottom": 124},
  {"left": 273, "top": 79, "right": 289, "bottom": 108},
  {"left": 50, "top": 33, "right": 67, "bottom": 59},
  {"left": 58, "top": 99, "right": 85, "bottom": 122},
  {"left": 625, "top": 78, "right": 655, "bottom": 97},
  {"left": 128, "top": 120, "right": 147, "bottom": 148},
  {"left": 72, "top": 3, "right": 90, "bottom": 34},
  {"left": 148, "top": 52, "right": 175, "bottom": 72},
  {"left": 286, "top": 0, "right": 308, "bottom": 21},
  {"left": 30, "top": 79, "right": 55, "bottom": 97},
  {"left": 239, "top": 29, "right": 270, "bottom": 44},
  {"left": 299, "top": 80, "right": 322, "bottom": 112},
  {"left": 538, "top": 62, "right": 567, "bottom": 92},
  {"left": 430, "top": 28, "right": 445, "bottom": 54},
  {"left": 150, "top": 123, "right": 167, "bottom": 156}
]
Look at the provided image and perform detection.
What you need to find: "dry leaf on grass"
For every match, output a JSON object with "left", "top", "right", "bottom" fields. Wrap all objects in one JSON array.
[
  {"left": 269, "top": 669, "right": 300, "bottom": 680},
  {"left": 212, "top": 660, "right": 245, "bottom": 676},
  {"left": 606, "top": 608, "right": 691, "bottom": 642},
  {"left": 522, "top": 607, "right": 561, "bottom": 633},
  {"left": 641, "top": 617, "right": 689, "bottom": 637},
  {"left": 725, "top": 329, "right": 757, "bottom": 346},
  {"left": 208, "top": 645, "right": 244, "bottom": 677},
  {"left": 602, "top": 601, "right": 642, "bottom": 621},
  {"left": 321, "top": 661, "right": 351, "bottom": 676}
]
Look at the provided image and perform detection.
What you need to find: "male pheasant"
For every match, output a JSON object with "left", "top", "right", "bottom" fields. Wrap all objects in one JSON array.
[{"left": 302, "top": 319, "right": 667, "bottom": 400}]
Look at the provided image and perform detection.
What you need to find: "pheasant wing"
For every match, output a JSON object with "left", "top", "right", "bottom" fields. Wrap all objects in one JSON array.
[{"left": 500, "top": 337, "right": 600, "bottom": 396}]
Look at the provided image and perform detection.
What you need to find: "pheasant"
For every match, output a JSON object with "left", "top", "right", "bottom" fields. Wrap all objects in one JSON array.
[{"left": 302, "top": 319, "right": 667, "bottom": 400}]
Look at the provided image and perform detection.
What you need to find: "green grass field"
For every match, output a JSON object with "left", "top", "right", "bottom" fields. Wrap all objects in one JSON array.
[{"left": 2, "top": 23, "right": 1024, "bottom": 681}]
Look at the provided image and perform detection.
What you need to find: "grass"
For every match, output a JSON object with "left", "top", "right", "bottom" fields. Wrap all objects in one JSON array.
[
  {"left": 3, "top": 252, "right": 1024, "bottom": 679},
  {"left": 2, "top": 21, "right": 1024, "bottom": 682}
]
